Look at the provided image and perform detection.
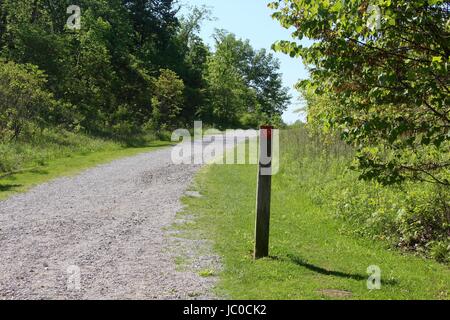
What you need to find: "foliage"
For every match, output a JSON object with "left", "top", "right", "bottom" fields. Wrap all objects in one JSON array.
[
  {"left": 0, "top": 59, "right": 55, "bottom": 140},
  {"left": 204, "top": 34, "right": 252, "bottom": 128},
  {"left": 204, "top": 31, "right": 291, "bottom": 128},
  {"left": 0, "top": 1, "right": 291, "bottom": 145},
  {"left": 151, "top": 69, "right": 185, "bottom": 130},
  {"left": 271, "top": 0, "right": 450, "bottom": 186}
]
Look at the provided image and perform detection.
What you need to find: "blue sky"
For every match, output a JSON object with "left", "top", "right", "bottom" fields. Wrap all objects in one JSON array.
[{"left": 178, "top": 0, "right": 310, "bottom": 124}]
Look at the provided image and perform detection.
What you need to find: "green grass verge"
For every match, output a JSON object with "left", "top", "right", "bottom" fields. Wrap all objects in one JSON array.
[
  {"left": 0, "top": 131, "right": 171, "bottom": 200},
  {"left": 180, "top": 143, "right": 449, "bottom": 300}
]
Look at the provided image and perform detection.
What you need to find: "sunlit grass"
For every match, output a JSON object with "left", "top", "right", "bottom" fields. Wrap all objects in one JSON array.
[{"left": 179, "top": 130, "right": 449, "bottom": 300}]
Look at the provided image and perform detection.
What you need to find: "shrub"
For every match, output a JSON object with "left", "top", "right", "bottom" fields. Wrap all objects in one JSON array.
[
  {"left": 0, "top": 59, "right": 55, "bottom": 140},
  {"left": 151, "top": 69, "right": 185, "bottom": 131}
]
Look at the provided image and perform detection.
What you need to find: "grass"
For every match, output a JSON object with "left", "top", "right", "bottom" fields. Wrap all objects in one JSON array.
[
  {"left": 179, "top": 130, "right": 450, "bottom": 300},
  {"left": 0, "top": 129, "right": 172, "bottom": 200},
  {"left": 199, "top": 269, "right": 216, "bottom": 278}
]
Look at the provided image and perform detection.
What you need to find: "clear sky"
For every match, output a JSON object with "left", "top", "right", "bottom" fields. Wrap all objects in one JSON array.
[{"left": 178, "top": 0, "right": 310, "bottom": 124}]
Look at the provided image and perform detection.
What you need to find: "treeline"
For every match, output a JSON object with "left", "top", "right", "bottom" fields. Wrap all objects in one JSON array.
[{"left": 0, "top": 0, "right": 290, "bottom": 142}]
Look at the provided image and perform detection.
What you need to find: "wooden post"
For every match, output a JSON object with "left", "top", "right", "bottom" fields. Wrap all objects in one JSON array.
[{"left": 254, "top": 125, "right": 273, "bottom": 259}]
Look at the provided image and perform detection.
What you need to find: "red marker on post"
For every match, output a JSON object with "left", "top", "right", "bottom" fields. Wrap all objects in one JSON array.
[{"left": 260, "top": 125, "right": 272, "bottom": 139}]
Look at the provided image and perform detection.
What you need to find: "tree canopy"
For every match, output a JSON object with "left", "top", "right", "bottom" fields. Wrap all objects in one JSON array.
[
  {"left": 204, "top": 31, "right": 291, "bottom": 128},
  {"left": 271, "top": 0, "right": 449, "bottom": 186},
  {"left": 0, "top": 1, "right": 291, "bottom": 142}
]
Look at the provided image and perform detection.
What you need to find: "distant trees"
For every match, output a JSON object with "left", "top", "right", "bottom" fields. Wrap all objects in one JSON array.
[
  {"left": 0, "top": 1, "right": 291, "bottom": 142},
  {"left": 174, "top": 6, "right": 211, "bottom": 124},
  {"left": 271, "top": 0, "right": 449, "bottom": 186},
  {"left": 204, "top": 33, "right": 250, "bottom": 128},
  {"left": 204, "top": 31, "right": 291, "bottom": 128}
]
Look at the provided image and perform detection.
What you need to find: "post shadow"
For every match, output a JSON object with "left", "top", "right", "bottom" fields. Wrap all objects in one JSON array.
[
  {"left": 0, "top": 184, "right": 22, "bottom": 192},
  {"left": 269, "top": 254, "right": 400, "bottom": 286}
]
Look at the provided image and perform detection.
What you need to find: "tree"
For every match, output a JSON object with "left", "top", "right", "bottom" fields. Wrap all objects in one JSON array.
[
  {"left": 175, "top": 6, "right": 212, "bottom": 123},
  {"left": 271, "top": 0, "right": 450, "bottom": 186},
  {"left": 151, "top": 69, "right": 185, "bottom": 130},
  {"left": 122, "top": 0, "right": 178, "bottom": 47},
  {"left": 205, "top": 31, "right": 291, "bottom": 128},
  {"left": 0, "top": 0, "right": 7, "bottom": 48},
  {"left": 0, "top": 59, "right": 55, "bottom": 140},
  {"left": 248, "top": 48, "right": 291, "bottom": 125},
  {"left": 0, "top": 0, "right": 181, "bottom": 135},
  {"left": 203, "top": 32, "right": 251, "bottom": 128},
  {"left": 0, "top": 0, "right": 290, "bottom": 139}
]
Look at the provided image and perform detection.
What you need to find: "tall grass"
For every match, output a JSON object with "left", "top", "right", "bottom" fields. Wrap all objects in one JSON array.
[
  {"left": 0, "top": 129, "right": 118, "bottom": 175},
  {"left": 280, "top": 127, "right": 449, "bottom": 263},
  {"left": 0, "top": 127, "right": 168, "bottom": 176}
]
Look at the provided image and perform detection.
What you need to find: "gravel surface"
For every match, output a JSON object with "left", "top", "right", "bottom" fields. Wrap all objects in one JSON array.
[{"left": 0, "top": 132, "right": 256, "bottom": 300}]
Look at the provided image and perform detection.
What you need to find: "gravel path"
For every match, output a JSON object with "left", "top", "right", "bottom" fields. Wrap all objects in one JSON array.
[{"left": 0, "top": 132, "right": 256, "bottom": 300}]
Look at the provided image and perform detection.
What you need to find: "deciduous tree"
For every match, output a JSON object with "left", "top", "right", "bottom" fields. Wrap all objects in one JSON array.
[{"left": 271, "top": 0, "right": 450, "bottom": 186}]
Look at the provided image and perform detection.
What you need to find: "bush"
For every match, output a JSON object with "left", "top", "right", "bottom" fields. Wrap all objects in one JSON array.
[
  {"left": 239, "top": 113, "right": 260, "bottom": 129},
  {"left": 0, "top": 59, "right": 55, "bottom": 140},
  {"left": 151, "top": 69, "right": 185, "bottom": 131},
  {"left": 333, "top": 175, "right": 449, "bottom": 260}
]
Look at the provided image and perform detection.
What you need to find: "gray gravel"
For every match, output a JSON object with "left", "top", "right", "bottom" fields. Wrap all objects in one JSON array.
[{"left": 0, "top": 132, "right": 256, "bottom": 300}]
